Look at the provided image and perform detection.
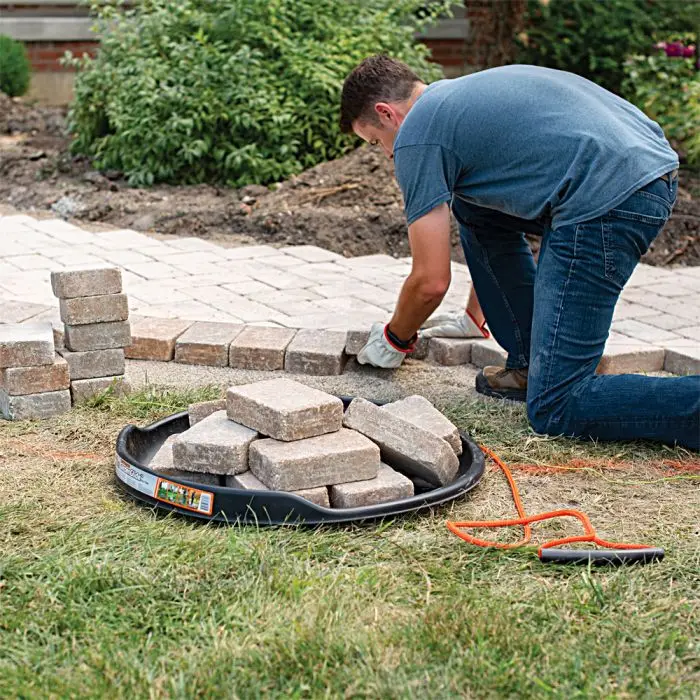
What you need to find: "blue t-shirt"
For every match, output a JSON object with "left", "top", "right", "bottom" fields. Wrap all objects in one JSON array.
[{"left": 393, "top": 65, "right": 678, "bottom": 230}]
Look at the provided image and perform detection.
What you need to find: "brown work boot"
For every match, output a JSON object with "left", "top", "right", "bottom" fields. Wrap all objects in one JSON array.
[{"left": 475, "top": 366, "right": 528, "bottom": 402}]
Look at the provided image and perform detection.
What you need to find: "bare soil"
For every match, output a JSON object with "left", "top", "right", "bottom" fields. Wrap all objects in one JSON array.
[{"left": 1, "top": 93, "right": 698, "bottom": 265}]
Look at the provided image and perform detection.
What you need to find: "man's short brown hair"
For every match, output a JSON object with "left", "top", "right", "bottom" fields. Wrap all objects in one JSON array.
[{"left": 339, "top": 55, "right": 422, "bottom": 134}]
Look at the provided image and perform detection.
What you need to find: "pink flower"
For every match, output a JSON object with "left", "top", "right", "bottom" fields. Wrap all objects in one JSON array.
[
  {"left": 682, "top": 45, "right": 696, "bottom": 58},
  {"left": 664, "top": 42, "right": 684, "bottom": 57}
]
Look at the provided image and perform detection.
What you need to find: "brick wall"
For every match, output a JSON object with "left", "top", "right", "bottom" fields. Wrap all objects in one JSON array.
[
  {"left": 23, "top": 38, "right": 466, "bottom": 74},
  {"left": 25, "top": 40, "right": 98, "bottom": 72}
]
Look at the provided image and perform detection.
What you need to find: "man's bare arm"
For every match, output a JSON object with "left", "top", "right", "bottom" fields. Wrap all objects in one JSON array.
[{"left": 388, "top": 203, "right": 452, "bottom": 341}]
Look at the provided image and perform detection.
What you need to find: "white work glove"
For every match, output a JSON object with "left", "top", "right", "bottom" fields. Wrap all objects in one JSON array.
[
  {"left": 357, "top": 322, "right": 411, "bottom": 369},
  {"left": 421, "top": 311, "right": 489, "bottom": 339}
]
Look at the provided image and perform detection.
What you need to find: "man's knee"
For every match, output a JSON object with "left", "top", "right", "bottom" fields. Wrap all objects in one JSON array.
[{"left": 527, "top": 398, "right": 555, "bottom": 436}]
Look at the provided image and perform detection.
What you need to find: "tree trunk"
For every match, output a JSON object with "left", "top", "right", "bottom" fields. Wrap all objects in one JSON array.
[{"left": 464, "top": 0, "right": 527, "bottom": 71}]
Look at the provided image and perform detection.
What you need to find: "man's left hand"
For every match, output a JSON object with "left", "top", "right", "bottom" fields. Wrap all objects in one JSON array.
[{"left": 357, "top": 323, "right": 412, "bottom": 368}]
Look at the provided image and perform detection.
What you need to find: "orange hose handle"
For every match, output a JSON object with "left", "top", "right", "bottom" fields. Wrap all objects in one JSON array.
[{"left": 447, "top": 445, "right": 656, "bottom": 558}]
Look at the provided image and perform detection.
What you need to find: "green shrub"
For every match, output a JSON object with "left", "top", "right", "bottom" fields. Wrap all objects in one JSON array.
[
  {"left": 66, "top": 0, "right": 450, "bottom": 187},
  {"left": 622, "top": 38, "right": 700, "bottom": 165},
  {"left": 0, "top": 34, "right": 31, "bottom": 97},
  {"left": 516, "top": 0, "right": 700, "bottom": 95}
]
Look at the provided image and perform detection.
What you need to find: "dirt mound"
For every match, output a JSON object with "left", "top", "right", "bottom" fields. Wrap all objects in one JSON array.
[
  {"left": 0, "top": 95, "right": 698, "bottom": 266},
  {"left": 0, "top": 92, "right": 66, "bottom": 136}
]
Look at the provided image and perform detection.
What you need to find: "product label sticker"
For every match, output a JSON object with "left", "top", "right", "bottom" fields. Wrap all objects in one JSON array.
[
  {"left": 154, "top": 478, "right": 214, "bottom": 516},
  {"left": 115, "top": 455, "right": 158, "bottom": 497}
]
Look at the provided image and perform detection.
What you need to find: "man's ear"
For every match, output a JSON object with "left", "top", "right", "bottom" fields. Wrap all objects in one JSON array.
[{"left": 374, "top": 102, "right": 395, "bottom": 124}]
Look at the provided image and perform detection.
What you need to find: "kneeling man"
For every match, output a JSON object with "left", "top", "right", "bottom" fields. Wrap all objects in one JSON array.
[{"left": 341, "top": 55, "right": 699, "bottom": 450}]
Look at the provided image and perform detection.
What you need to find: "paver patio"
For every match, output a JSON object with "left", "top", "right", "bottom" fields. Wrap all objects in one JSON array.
[{"left": 1, "top": 213, "right": 698, "bottom": 374}]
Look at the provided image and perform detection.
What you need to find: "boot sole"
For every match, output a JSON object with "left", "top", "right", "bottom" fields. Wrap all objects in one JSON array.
[{"left": 475, "top": 371, "right": 527, "bottom": 403}]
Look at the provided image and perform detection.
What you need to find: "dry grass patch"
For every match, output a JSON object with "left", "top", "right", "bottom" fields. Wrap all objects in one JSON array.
[{"left": 0, "top": 386, "right": 698, "bottom": 698}]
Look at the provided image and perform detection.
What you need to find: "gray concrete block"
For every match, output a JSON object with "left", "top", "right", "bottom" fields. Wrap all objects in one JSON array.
[
  {"left": 188, "top": 399, "right": 226, "bottom": 426},
  {"left": 172, "top": 410, "right": 257, "bottom": 475},
  {"left": 428, "top": 338, "right": 473, "bottom": 366},
  {"left": 125, "top": 317, "right": 192, "bottom": 361},
  {"left": 226, "top": 378, "right": 343, "bottom": 441},
  {"left": 284, "top": 329, "right": 348, "bottom": 375},
  {"left": 330, "top": 463, "right": 414, "bottom": 508},
  {"left": 383, "top": 395, "right": 462, "bottom": 456},
  {"left": 0, "top": 354, "right": 69, "bottom": 395},
  {"left": 345, "top": 329, "right": 370, "bottom": 355},
  {"left": 289, "top": 485, "right": 330, "bottom": 507},
  {"left": 174, "top": 321, "right": 244, "bottom": 367},
  {"left": 0, "top": 300, "right": 50, "bottom": 324},
  {"left": 58, "top": 348, "right": 125, "bottom": 380},
  {"left": 596, "top": 345, "right": 665, "bottom": 374},
  {"left": 59, "top": 293, "right": 129, "bottom": 326},
  {"left": 0, "top": 323, "right": 55, "bottom": 368},
  {"left": 408, "top": 335, "right": 431, "bottom": 361},
  {"left": 225, "top": 471, "right": 330, "bottom": 506},
  {"left": 664, "top": 347, "right": 700, "bottom": 375},
  {"left": 229, "top": 326, "right": 297, "bottom": 371},
  {"left": 64, "top": 321, "right": 131, "bottom": 352},
  {"left": 470, "top": 340, "right": 507, "bottom": 368},
  {"left": 249, "top": 428, "right": 379, "bottom": 491},
  {"left": 343, "top": 397, "right": 459, "bottom": 487},
  {"left": 149, "top": 436, "right": 220, "bottom": 486},
  {"left": 0, "top": 388, "right": 71, "bottom": 420},
  {"left": 51, "top": 267, "right": 122, "bottom": 299},
  {"left": 157, "top": 469, "right": 220, "bottom": 486},
  {"left": 70, "top": 375, "right": 129, "bottom": 403}
]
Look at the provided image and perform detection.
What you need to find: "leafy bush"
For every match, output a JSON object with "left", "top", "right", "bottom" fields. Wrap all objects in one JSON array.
[
  {"left": 66, "top": 0, "right": 450, "bottom": 187},
  {"left": 623, "top": 37, "right": 700, "bottom": 164},
  {"left": 516, "top": 0, "right": 700, "bottom": 95},
  {"left": 0, "top": 34, "right": 31, "bottom": 97}
]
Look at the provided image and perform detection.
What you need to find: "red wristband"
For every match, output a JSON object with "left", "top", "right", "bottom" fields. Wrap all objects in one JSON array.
[{"left": 467, "top": 310, "right": 490, "bottom": 339}]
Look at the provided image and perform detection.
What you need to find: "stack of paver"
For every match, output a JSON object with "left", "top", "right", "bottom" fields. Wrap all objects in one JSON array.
[
  {"left": 51, "top": 267, "right": 131, "bottom": 402},
  {"left": 146, "top": 378, "right": 463, "bottom": 508},
  {"left": 0, "top": 323, "right": 71, "bottom": 420}
]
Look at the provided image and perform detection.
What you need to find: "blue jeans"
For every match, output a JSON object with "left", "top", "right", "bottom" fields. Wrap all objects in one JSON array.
[{"left": 455, "top": 173, "right": 700, "bottom": 450}]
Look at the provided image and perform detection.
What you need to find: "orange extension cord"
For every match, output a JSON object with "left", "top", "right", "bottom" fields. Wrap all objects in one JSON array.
[{"left": 446, "top": 446, "right": 656, "bottom": 558}]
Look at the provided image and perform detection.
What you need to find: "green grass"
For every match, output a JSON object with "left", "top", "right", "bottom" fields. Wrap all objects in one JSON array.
[{"left": 1, "top": 387, "right": 698, "bottom": 698}]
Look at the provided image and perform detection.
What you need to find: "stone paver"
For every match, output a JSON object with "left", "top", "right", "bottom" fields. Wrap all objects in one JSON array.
[
  {"left": 383, "top": 395, "right": 462, "bottom": 456},
  {"left": 224, "top": 471, "right": 330, "bottom": 507},
  {"left": 0, "top": 323, "right": 55, "bottom": 368},
  {"left": 59, "top": 293, "right": 129, "bottom": 326},
  {"left": 64, "top": 320, "right": 132, "bottom": 352},
  {"left": 664, "top": 346, "right": 700, "bottom": 375},
  {"left": 229, "top": 326, "right": 297, "bottom": 371},
  {"left": 59, "top": 348, "right": 125, "bottom": 380},
  {"left": 343, "top": 397, "right": 459, "bottom": 487},
  {"left": 470, "top": 339, "right": 507, "bottom": 369},
  {"left": 188, "top": 399, "right": 226, "bottom": 426},
  {"left": 125, "top": 318, "right": 192, "bottom": 361},
  {"left": 172, "top": 410, "right": 258, "bottom": 475},
  {"left": 0, "top": 388, "right": 71, "bottom": 420},
  {"left": 0, "top": 301, "right": 51, "bottom": 324},
  {"left": 227, "top": 378, "right": 343, "bottom": 441},
  {"left": 0, "top": 355, "right": 70, "bottom": 396},
  {"left": 1, "top": 213, "right": 697, "bottom": 377},
  {"left": 0, "top": 354, "right": 69, "bottom": 395},
  {"left": 249, "top": 428, "right": 380, "bottom": 491},
  {"left": 596, "top": 344, "right": 665, "bottom": 374},
  {"left": 174, "top": 322, "right": 244, "bottom": 367},
  {"left": 70, "top": 375, "right": 128, "bottom": 402},
  {"left": 284, "top": 329, "right": 348, "bottom": 376},
  {"left": 148, "top": 435, "right": 220, "bottom": 485},
  {"left": 427, "top": 338, "right": 474, "bottom": 366},
  {"left": 329, "top": 463, "right": 414, "bottom": 508},
  {"left": 51, "top": 267, "right": 122, "bottom": 298}
]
